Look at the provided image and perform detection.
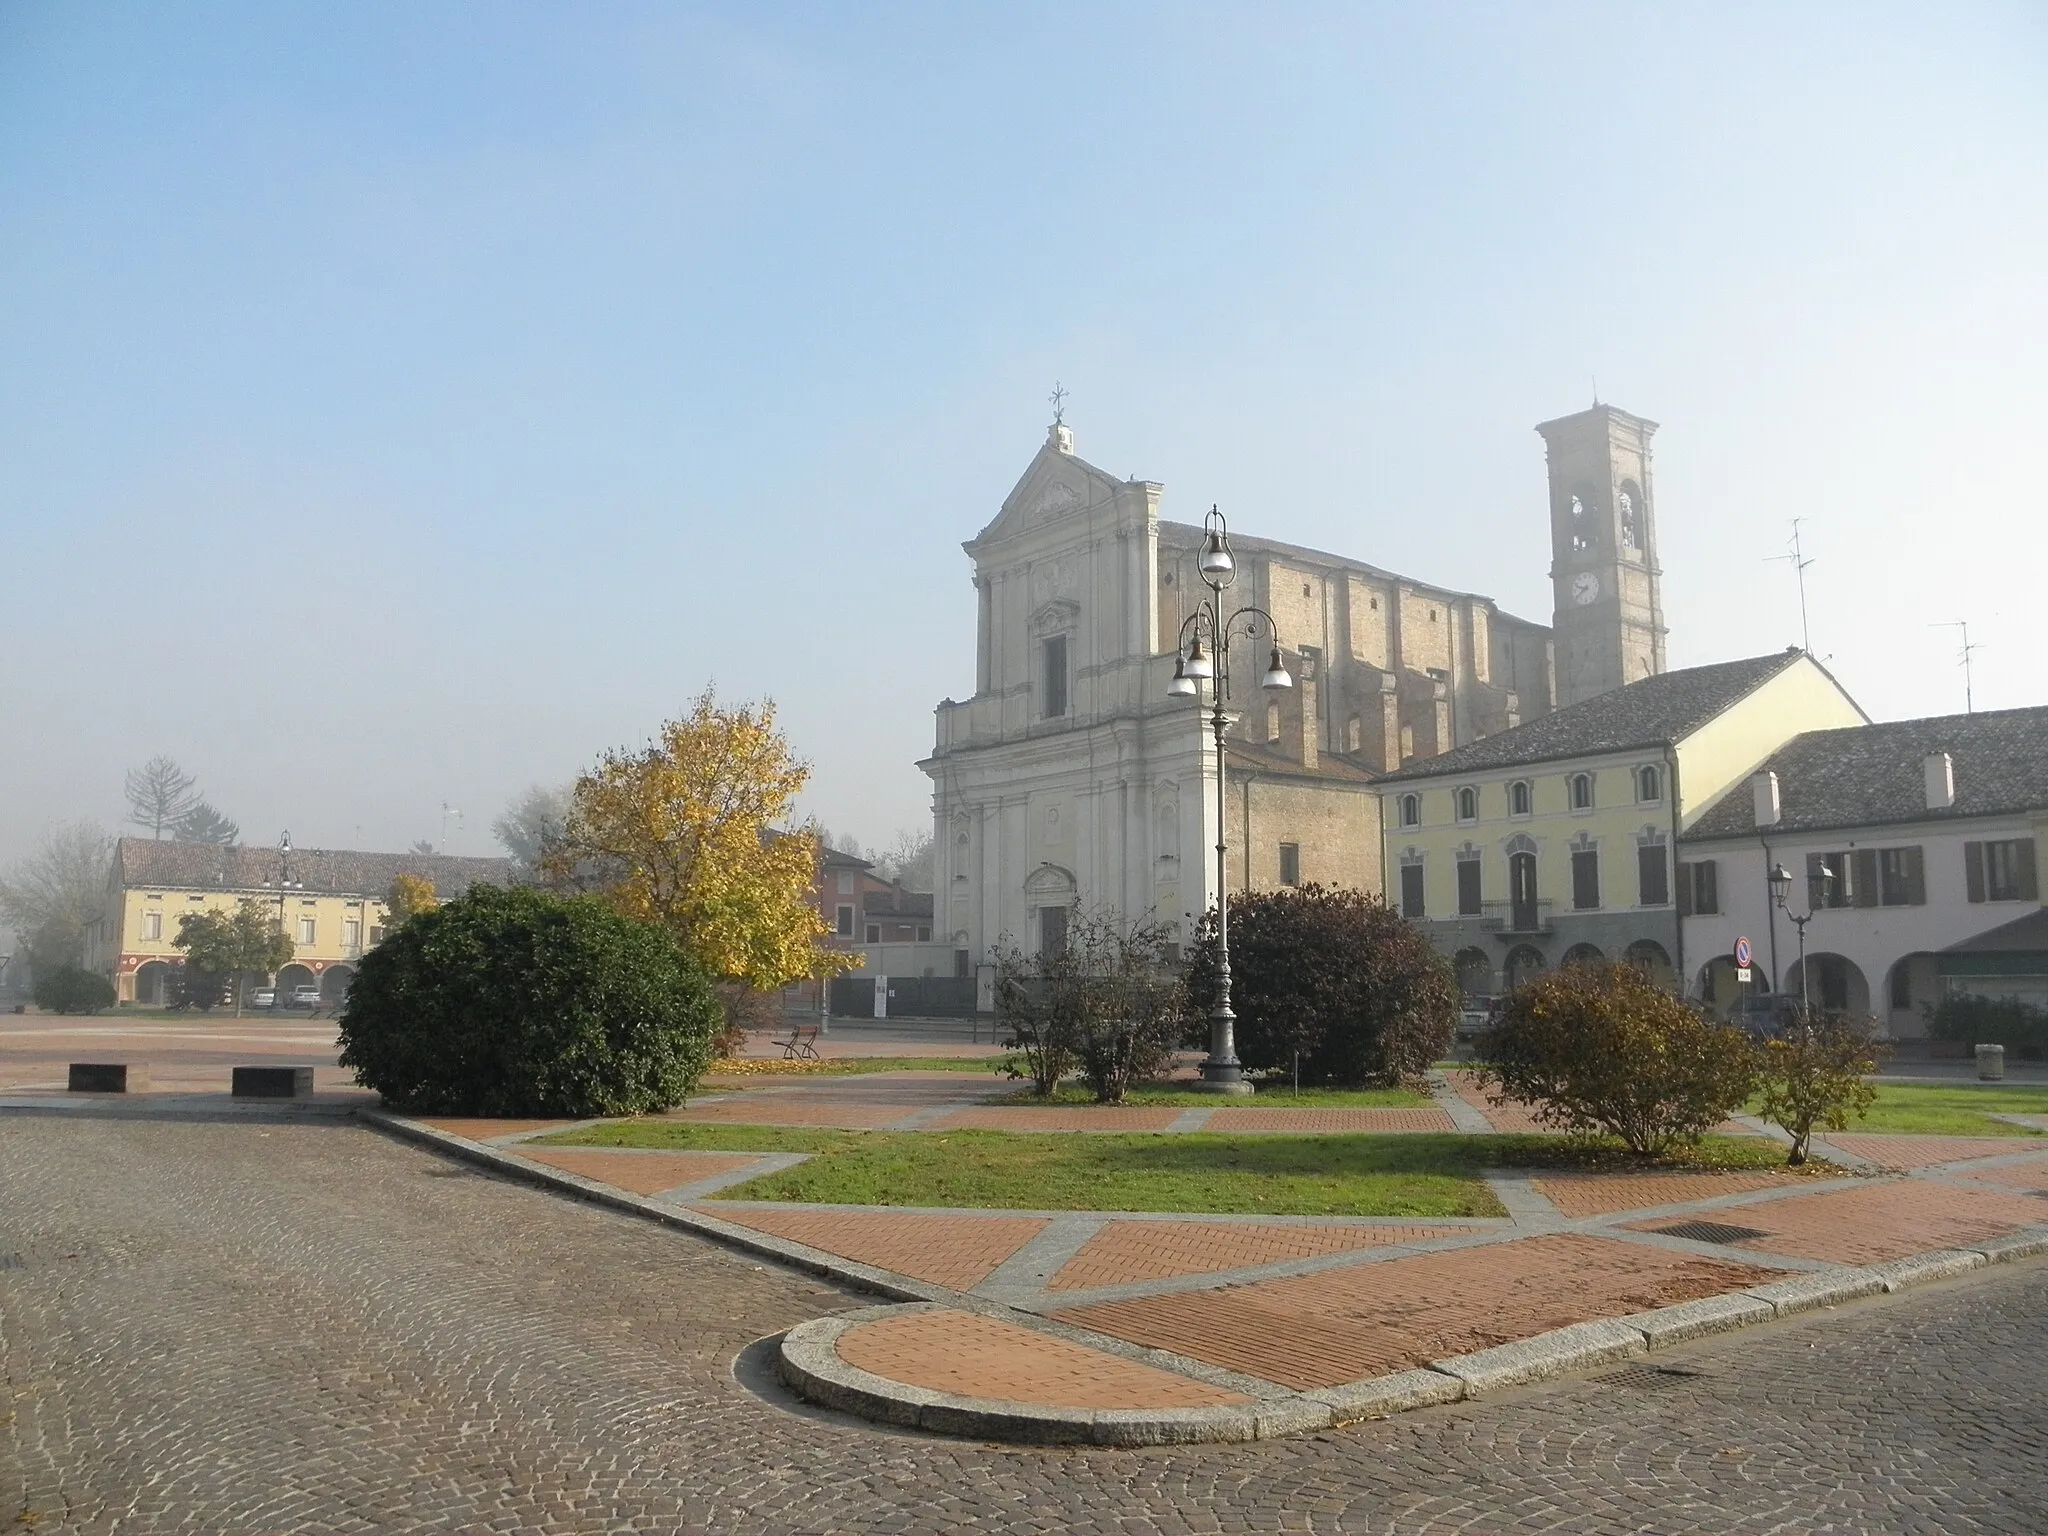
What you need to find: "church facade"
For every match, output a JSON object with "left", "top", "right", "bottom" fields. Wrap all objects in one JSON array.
[{"left": 920, "top": 403, "right": 1667, "bottom": 962}]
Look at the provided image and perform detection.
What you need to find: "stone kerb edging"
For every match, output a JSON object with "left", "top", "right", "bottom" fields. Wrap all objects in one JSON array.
[
  {"left": 777, "top": 1227, "right": 2048, "bottom": 1445},
  {"left": 354, "top": 1107, "right": 949, "bottom": 1305},
  {"left": 359, "top": 1106, "right": 2048, "bottom": 1448}
]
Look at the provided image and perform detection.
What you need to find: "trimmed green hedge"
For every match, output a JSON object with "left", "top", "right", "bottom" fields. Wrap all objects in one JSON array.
[{"left": 338, "top": 884, "right": 720, "bottom": 1116}]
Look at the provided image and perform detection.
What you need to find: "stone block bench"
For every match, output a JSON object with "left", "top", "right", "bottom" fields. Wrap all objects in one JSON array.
[
  {"left": 231, "top": 1066, "right": 317, "bottom": 1099},
  {"left": 68, "top": 1063, "right": 147, "bottom": 1093}
]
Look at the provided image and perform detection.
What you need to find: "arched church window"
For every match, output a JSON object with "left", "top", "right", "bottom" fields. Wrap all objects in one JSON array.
[
  {"left": 1346, "top": 716, "right": 1362, "bottom": 753},
  {"left": 1399, "top": 793, "right": 1421, "bottom": 829},
  {"left": 1569, "top": 493, "right": 1595, "bottom": 553},
  {"left": 1509, "top": 780, "right": 1532, "bottom": 817},
  {"left": 1570, "top": 772, "right": 1594, "bottom": 810},
  {"left": 1456, "top": 787, "right": 1478, "bottom": 822},
  {"left": 1636, "top": 764, "right": 1662, "bottom": 803}
]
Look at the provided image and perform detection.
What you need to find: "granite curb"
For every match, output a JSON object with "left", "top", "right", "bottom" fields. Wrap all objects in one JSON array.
[
  {"left": 365, "top": 1107, "right": 2048, "bottom": 1446},
  {"left": 355, "top": 1107, "right": 947, "bottom": 1305}
]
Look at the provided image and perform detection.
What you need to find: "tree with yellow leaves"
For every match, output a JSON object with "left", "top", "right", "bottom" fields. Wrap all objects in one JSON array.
[{"left": 547, "top": 689, "right": 853, "bottom": 993}]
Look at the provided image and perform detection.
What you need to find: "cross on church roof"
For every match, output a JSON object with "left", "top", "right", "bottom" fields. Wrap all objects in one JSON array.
[{"left": 1049, "top": 381, "right": 1068, "bottom": 426}]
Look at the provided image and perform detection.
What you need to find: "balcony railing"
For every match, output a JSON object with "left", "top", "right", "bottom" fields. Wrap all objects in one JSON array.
[{"left": 1476, "top": 898, "right": 1555, "bottom": 935}]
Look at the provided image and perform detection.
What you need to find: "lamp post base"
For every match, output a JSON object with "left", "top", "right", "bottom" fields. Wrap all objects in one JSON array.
[{"left": 1188, "top": 1069, "right": 1255, "bottom": 1097}]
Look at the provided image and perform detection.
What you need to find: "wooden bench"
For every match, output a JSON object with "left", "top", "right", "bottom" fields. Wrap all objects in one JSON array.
[{"left": 780, "top": 1024, "right": 822, "bottom": 1061}]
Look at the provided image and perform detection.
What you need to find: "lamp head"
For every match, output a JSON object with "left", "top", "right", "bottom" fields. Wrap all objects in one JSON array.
[
  {"left": 1260, "top": 647, "right": 1293, "bottom": 691},
  {"left": 1767, "top": 862, "right": 1792, "bottom": 906},
  {"left": 1182, "top": 636, "right": 1214, "bottom": 680},
  {"left": 1166, "top": 654, "right": 1198, "bottom": 698}
]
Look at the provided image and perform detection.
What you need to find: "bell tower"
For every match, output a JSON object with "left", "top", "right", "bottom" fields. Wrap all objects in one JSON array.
[{"left": 1538, "top": 403, "right": 1667, "bottom": 707}]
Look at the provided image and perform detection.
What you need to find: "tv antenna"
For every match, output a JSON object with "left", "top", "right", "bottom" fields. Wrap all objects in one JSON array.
[
  {"left": 1930, "top": 620, "right": 1984, "bottom": 714},
  {"left": 440, "top": 802, "right": 463, "bottom": 850},
  {"left": 1765, "top": 518, "right": 1815, "bottom": 653}
]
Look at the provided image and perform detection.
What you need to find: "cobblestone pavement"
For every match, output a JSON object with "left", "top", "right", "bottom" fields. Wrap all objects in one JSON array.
[{"left": 7, "top": 1113, "right": 2048, "bottom": 1534}]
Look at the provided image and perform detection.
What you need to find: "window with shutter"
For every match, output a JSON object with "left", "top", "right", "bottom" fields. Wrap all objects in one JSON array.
[
  {"left": 1638, "top": 843, "right": 1670, "bottom": 906},
  {"left": 1853, "top": 849, "right": 1879, "bottom": 908},
  {"left": 1400, "top": 862, "right": 1425, "bottom": 918},
  {"left": 1676, "top": 862, "right": 1693, "bottom": 916},
  {"left": 1572, "top": 848, "right": 1600, "bottom": 910},
  {"left": 1457, "top": 858, "right": 1482, "bottom": 916},
  {"left": 1698, "top": 859, "right": 1718, "bottom": 915},
  {"left": 1965, "top": 841, "right": 1986, "bottom": 902}
]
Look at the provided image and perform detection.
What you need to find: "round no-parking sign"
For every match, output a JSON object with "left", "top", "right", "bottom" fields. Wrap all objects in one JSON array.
[{"left": 1733, "top": 936, "right": 1754, "bottom": 968}]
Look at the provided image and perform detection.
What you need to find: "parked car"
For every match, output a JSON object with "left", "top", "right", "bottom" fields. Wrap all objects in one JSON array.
[
  {"left": 251, "top": 987, "right": 277, "bottom": 1009},
  {"left": 289, "top": 986, "right": 323, "bottom": 1009}
]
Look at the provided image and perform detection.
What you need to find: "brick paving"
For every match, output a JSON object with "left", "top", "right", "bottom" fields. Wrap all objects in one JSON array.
[
  {"left": 1204, "top": 1106, "right": 1458, "bottom": 1133},
  {"left": 927, "top": 1105, "right": 1184, "bottom": 1132},
  {"left": 1054, "top": 1234, "right": 1776, "bottom": 1388},
  {"left": 1534, "top": 1168, "right": 1806, "bottom": 1218},
  {"left": 698, "top": 1205, "right": 1049, "bottom": 1289},
  {"left": 835, "top": 1308, "right": 1249, "bottom": 1409},
  {"left": 1046, "top": 1218, "right": 1470, "bottom": 1290},
  {"left": 8, "top": 1114, "right": 2048, "bottom": 1533},
  {"left": 1631, "top": 1178, "right": 2048, "bottom": 1266},
  {"left": 1441, "top": 1067, "right": 1553, "bottom": 1131},
  {"left": 1951, "top": 1153, "right": 2048, "bottom": 1193},
  {"left": 517, "top": 1147, "right": 763, "bottom": 1195},
  {"left": 1825, "top": 1131, "right": 2042, "bottom": 1168},
  {"left": 416, "top": 1117, "right": 568, "bottom": 1141}
]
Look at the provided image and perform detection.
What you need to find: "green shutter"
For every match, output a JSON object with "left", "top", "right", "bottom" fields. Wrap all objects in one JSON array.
[
  {"left": 1676, "top": 862, "right": 1694, "bottom": 917},
  {"left": 1699, "top": 859, "right": 1718, "bottom": 915},
  {"left": 1964, "top": 842, "right": 1985, "bottom": 903},
  {"left": 2018, "top": 838, "right": 2040, "bottom": 902},
  {"left": 1904, "top": 846, "right": 1926, "bottom": 906},
  {"left": 1852, "top": 849, "right": 1879, "bottom": 909}
]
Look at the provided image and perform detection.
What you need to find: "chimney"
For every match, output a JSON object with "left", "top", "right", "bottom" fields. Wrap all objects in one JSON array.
[
  {"left": 1751, "top": 770, "right": 1781, "bottom": 829},
  {"left": 1924, "top": 751, "right": 1956, "bottom": 810},
  {"left": 1297, "top": 653, "right": 1319, "bottom": 772}
]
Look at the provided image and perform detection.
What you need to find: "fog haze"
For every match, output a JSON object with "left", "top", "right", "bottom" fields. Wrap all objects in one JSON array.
[{"left": 2, "top": 2, "right": 2043, "bottom": 880}]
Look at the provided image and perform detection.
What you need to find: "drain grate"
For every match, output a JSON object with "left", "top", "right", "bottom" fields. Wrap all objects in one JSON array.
[
  {"left": 1649, "top": 1219, "right": 1770, "bottom": 1245},
  {"left": 1593, "top": 1364, "right": 1713, "bottom": 1390}
]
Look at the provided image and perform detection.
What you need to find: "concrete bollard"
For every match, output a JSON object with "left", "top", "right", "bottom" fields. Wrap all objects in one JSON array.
[
  {"left": 1977, "top": 1043, "right": 2006, "bottom": 1081},
  {"left": 231, "top": 1065, "right": 316, "bottom": 1098},
  {"left": 69, "top": 1063, "right": 147, "bottom": 1093}
]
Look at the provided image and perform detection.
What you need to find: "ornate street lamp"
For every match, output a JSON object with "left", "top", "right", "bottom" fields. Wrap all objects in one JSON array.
[
  {"left": 1767, "top": 861, "right": 1813, "bottom": 1016},
  {"left": 1165, "top": 504, "right": 1293, "bottom": 1094}
]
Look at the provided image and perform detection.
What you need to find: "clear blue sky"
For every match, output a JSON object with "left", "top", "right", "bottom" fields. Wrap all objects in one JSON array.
[{"left": 2, "top": 2, "right": 2043, "bottom": 871}]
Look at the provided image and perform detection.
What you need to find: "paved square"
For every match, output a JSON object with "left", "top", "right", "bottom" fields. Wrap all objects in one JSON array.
[
  {"left": 699, "top": 1205, "right": 1050, "bottom": 1289},
  {"left": 1534, "top": 1168, "right": 1805, "bottom": 1218},
  {"left": 1825, "top": 1132, "right": 2041, "bottom": 1168},
  {"left": 1046, "top": 1219, "right": 1472, "bottom": 1291},
  {"left": 518, "top": 1147, "right": 764, "bottom": 1195},
  {"left": 1054, "top": 1233, "right": 1776, "bottom": 1388},
  {"left": 835, "top": 1309, "right": 1249, "bottom": 1409},
  {"left": 1631, "top": 1178, "right": 2048, "bottom": 1265}
]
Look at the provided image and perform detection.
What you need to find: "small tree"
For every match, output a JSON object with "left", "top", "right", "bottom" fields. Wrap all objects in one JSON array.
[
  {"left": 337, "top": 884, "right": 721, "bottom": 1117},
  {"left": 1754, "top": 1011, "right": 1886, "bottom": 1165},
  {"left": 1186, "top": 885, "right": 1455, "bottom": 1088},
  {"left": 545, "top": 689, "right": 856, "bottom": 995},
  {"left": 0, "top": 820, "right": 116, "bottom": 976},
  {"left": 386, "top": 873, "right": 438, "bottom": 924},
  {"left": 125, "top": 756, "right": 200, "bottom": 839},
  {"left": 1478, "top": 962, "right": 1756, "bottom": 1156},
  {"left": 172, "top": 900, "right": 294, "bottom": 1016},
  {"left": 175, "top": 800, "right": 240, "bottom": 845},
  {"left": 33, "top": 965, "right": 116, "bottom": 1014},
  {"left": 993, "top": 911, "right": 1191, "bottom": 1102}
]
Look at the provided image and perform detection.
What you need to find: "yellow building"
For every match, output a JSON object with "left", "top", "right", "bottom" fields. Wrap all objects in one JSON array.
[
  {"left": 1376, "top": 649, "right": 1866, "bottom": 998},
  {"left": 82, "top": 838, "right": 514, "bottom": 1005}
]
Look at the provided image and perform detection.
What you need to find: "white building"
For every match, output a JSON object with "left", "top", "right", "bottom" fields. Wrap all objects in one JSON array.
[
  {"left": 1679, "top": 707, "right": 2048, "bottom": 1035},
  {"left": 920, "top": 403, "right": 1667, "bottom": 962}
]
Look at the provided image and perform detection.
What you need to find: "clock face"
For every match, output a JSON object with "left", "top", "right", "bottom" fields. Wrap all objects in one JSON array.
[{"left": 1571, "top": 571, "right": 1599, "bottom": 606}]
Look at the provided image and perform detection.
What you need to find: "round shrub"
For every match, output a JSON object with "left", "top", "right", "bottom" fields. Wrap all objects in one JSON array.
[
  {"left": 338, "top": 883, "right": 721, "bottom": 1116},
  {"left": 1186, "top": 885, "right": 1456, "bottom": 1086},
  {"left": 1477, "top": 961, "right": 1755, "bottom": 1156},
  {"left": 33, "top": 965, "right": 116, "bottom": 1015}
]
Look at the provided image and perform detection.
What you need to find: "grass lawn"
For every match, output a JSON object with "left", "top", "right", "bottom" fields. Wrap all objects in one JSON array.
[
  {"left": 536, "top": 1121, "right": 1824, "bottom": 1215},
  {"left": 1843, "top": 1083, "right": 2048, "bottom": 1138},
  {"left": 995, "top": 1082, "right": 1433, "bottom": 1108}
]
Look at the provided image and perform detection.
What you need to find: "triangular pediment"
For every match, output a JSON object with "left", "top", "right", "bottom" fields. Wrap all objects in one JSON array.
[{"left": 968, "top": 429, "right": 1130, "bottom": 550}]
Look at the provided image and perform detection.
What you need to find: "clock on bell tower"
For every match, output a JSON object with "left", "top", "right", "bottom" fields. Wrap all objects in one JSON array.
[{"left": 1538, "top": 403, "right": 1668, "bottom": 707}]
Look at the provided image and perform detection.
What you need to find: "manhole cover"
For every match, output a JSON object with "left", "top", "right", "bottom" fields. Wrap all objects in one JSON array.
[
  {"left": 1649, "top": 1220, "right": 1770, "bottom": 1245},
  {"left": 1593, "top": 1364, "right": 1713, "bottom": 1390}
]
